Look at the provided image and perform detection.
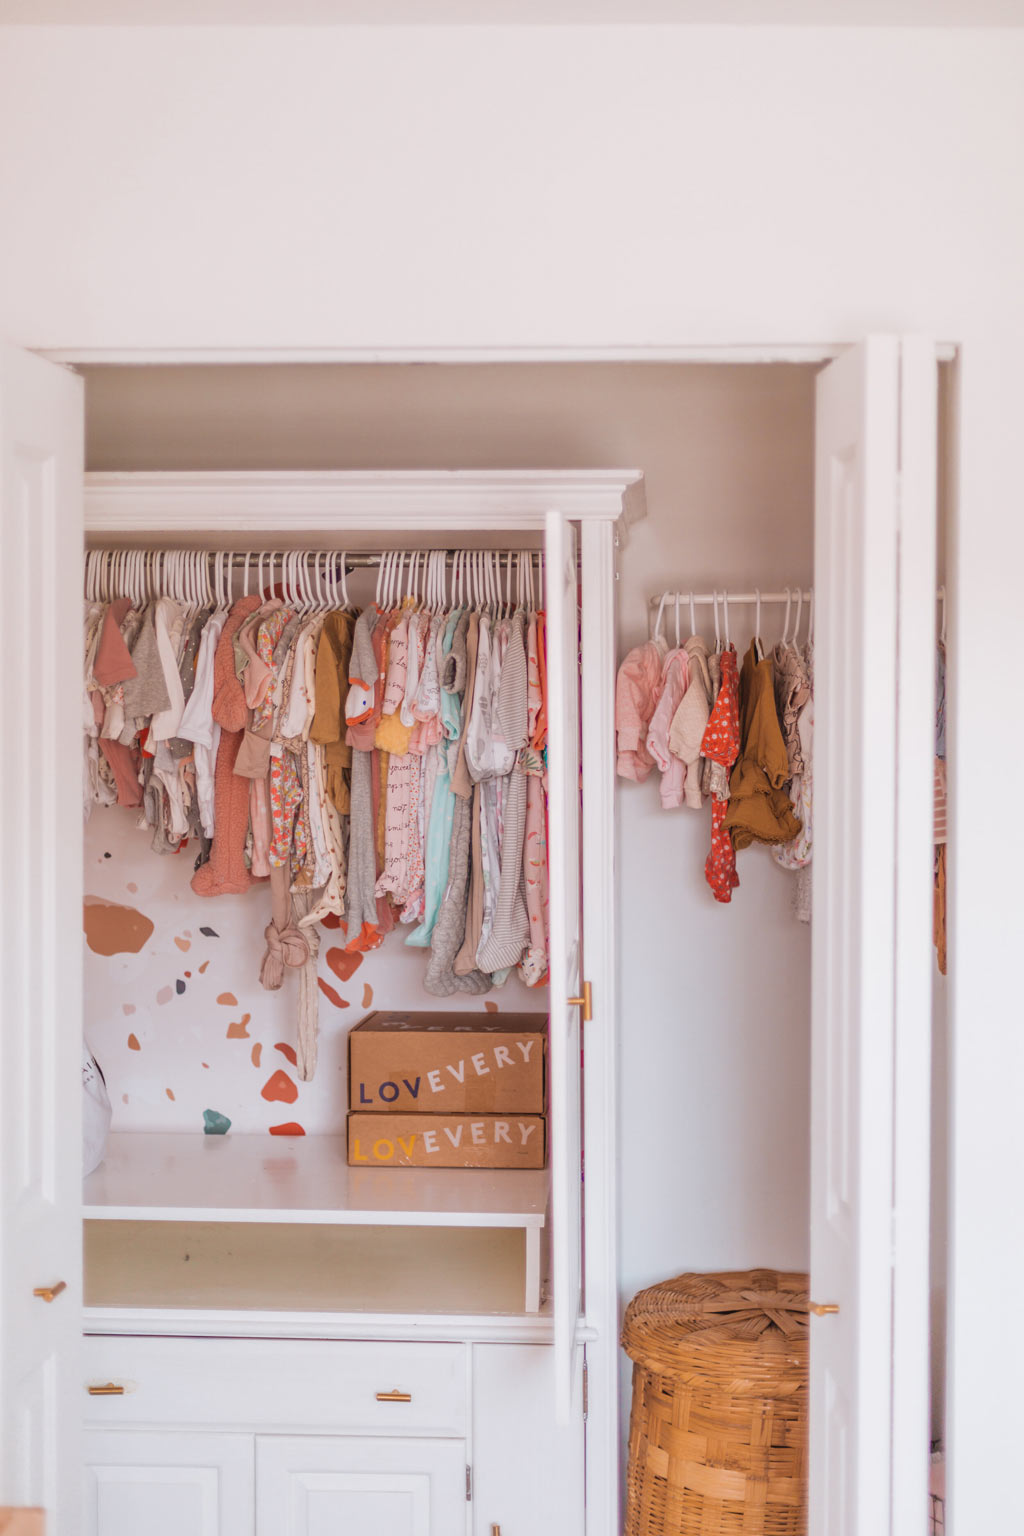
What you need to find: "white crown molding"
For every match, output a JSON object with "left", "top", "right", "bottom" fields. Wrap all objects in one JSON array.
[{"left": 84, "top": 469, "right": 646, "bottom": 539}]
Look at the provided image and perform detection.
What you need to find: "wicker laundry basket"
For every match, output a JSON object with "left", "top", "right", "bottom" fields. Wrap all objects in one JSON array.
[{"left": 622, "top": 1269, "right": 810, "bottom": 1536}]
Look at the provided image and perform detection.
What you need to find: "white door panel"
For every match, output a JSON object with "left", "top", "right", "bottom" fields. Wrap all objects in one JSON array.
[
  {"left": 811, "top": 336, "right": 936, "bottom": 1535},
  {"left": 472, "top": 1343, "right": 584, "bottom": 1536},
  {"left": 544, "top": 511, "right": 584, "bottom": 1425},
  {"left": 256, "top": 1435, "right": 466, "bottom": 1536},
  {"left": 0, "top": 339, "right": 84, "bottom": 1530},
  {"left": 83, "top": 1430, "right": 254, "bottom": 1536}
]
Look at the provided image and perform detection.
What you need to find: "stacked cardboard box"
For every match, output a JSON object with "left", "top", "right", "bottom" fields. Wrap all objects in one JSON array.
[{"left": 347, "top": 1011, "right": 547, "bottom": 1169}]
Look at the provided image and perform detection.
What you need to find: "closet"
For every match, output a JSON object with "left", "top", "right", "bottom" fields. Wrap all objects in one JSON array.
[{"left": 0, "top": 336, "right": 942, "bottom": 1536}]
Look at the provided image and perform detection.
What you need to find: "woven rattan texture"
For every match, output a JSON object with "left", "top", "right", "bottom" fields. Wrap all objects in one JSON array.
[{"left": 622, "top": 1269, "right": 809, "bottom": 1536}]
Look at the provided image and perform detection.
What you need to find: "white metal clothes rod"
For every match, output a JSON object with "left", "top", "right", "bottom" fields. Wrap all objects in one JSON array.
[{"left": 648, "top": 590, "right": 812, "bottom": 606}]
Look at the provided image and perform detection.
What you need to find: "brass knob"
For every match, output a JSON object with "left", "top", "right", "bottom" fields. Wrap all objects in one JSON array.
[
  {"left": 492, "top": 1527, "right": 502, "bottom": 1536},
  {"left": 809, "top": 1302, "right": 840, "bottom": 1316},
  {"left": 376, "top": 1388, "right": 412, "bottom": 1403},
  {"left": 33, "top": 1281, "right": 67, "bottom": 1303},
  {"left": 568, "top": 981, "right": 592, "bottom": 1021},
  {"left": 88, "top": 1383, "right": 126, "bottom": 1396}
]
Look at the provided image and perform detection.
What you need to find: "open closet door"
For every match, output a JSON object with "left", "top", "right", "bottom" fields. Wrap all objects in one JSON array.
[
  {"left": 811, "top": 336, "right": 936, "bottom": 1536},
  {"left": 0, "top": 340, "right": 84, "bottom": 1529},
  {"left": 545, "top": 510, "right": 584, "bottom": 1424}
]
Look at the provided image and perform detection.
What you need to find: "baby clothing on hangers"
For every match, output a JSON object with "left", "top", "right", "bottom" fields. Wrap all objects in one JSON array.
[
  {"left": 646, "top": 646, "right": 691, "bottom": 810},
  {"left": 668, "top": 636, "right": 713, "bottom": 810},
  {"left": 616, "top": 636, "right": 667, "bottom": 783},
  {"left": 700, "top": 646, "right": 742, "bottom": 903},
  {"left": 723, "top": 641, "right": 803, "bottom": 850}
]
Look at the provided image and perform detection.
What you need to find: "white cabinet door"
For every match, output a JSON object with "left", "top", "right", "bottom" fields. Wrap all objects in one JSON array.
[
  {"left": 256, "top": 1436, "right": 467, "bottom": 1536},
  {"left": 471, "top": 1343, "right": 584, "bottom": 1536},
  {"left": 83, "top": 1429, "right": 254, "bottom": 1536},
  {"left": 0, "top": 339, "right": 84, "bottom": 1530},
  {"left": 811, "top": 336, "right": 936, "bottom": 1536},
  {"left": 544, "top": 510, "right": 584, "bottom": 1425}
]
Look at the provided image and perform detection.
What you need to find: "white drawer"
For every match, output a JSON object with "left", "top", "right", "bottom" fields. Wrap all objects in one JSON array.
[{"left": 82, "top": 1336, "right": 467, "bottom": 1437}]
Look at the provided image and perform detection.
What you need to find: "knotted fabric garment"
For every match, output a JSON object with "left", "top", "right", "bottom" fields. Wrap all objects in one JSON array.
[{"left": 259, "top": 863, "right": 310, "bottom": 991}]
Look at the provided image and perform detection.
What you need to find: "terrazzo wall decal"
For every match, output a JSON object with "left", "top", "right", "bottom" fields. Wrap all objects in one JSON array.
[
  {"left": 261, "top": 1069, "right": 298, "bottom": 1105},
  {"left": 321, "top": 913, "right": 342, "bottom": 929},
  {"left": 325, "top": 947, "right": 363, "bottom": 984},
  {"left": 275, "top": 1043, "right": 298, "bottom": 1065},
  {"left": 318, "top": 979, "right": 349, "bottom": 1009},
  {"left": 85, "top": 802, "right": 544, "bottom": 1138},
  {"left": 203, "top": 1109, "right": 231, "bottom": 1135},
  {"left": 83, "top": 896, "right": 154, "bottom": 956}
]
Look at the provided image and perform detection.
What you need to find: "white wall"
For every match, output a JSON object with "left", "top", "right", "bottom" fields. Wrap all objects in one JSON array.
[
  {"left": 2, "top": 22, "right": 1023, "bottom": 1526},
  {"left": 0, "top": 27, "right": 1021, "bottom": 353}
]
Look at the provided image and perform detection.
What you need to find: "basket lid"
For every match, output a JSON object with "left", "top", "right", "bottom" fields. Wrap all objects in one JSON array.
[{"left": 622, "top": 1269, "right": 810, "bottom": 1384}]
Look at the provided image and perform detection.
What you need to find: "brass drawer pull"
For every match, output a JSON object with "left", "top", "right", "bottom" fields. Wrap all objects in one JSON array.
[
  {"left": 376, "top": 1388, "right": 412, "bottom": 1403},
  {"left": 33, "top": 1281, "right": 67, "bottom": 1303},
  {"left": 809, "top": 1302, "right": 840, "bottom": 1316},
  {"left": 88, "top": 1383, "right": 126, "bottom": 1396}
]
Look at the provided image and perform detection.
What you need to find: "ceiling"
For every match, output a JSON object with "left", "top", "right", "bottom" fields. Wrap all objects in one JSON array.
[{"left": 1, "top": 0, "right": 1022, "bottom": 23}]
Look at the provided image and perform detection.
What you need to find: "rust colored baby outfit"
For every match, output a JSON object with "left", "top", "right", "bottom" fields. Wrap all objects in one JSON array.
[
  {"left": 723, "top": 642, "right": 803, "bottom": 852},
  {"left": 699, "top": 646, "right": 741, "bottom": 903}
]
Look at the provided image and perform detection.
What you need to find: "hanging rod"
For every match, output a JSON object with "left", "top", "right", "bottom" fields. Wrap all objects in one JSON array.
[
  {"left": 86, "top": 550, "right": 542, "bottom": 569},
  {"left": 648, "top": 590, "right": 812, "bottom": 606},
  {"left": 649, "top": 588, "right": 946, "bottom": 605}
]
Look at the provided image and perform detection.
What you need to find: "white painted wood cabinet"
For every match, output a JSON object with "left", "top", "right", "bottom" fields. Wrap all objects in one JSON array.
[{"left": 81, "top": 1336, "right": 576, "bottom": 1536}]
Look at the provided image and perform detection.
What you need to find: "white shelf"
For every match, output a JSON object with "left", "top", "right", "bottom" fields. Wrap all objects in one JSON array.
[{"left": 84, "top": 1133, "right": 548, "bottom": 1230}]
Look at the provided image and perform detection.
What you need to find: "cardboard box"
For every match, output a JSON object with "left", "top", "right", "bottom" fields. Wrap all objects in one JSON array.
[
  {"left": 349, "top": 1012, "right": 546, "bottom": 1114},
  {"left": 347, "top": 1112, "right": 546, "bottom": 1169}
]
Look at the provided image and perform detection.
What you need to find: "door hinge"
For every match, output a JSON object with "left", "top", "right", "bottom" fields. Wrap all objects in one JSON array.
[
  {"left": 466, "top": 1465, "right": 472, "bottom": 1502},
  {"left": 583, "top": 1359, "right": 589, "bottom": 1422}
]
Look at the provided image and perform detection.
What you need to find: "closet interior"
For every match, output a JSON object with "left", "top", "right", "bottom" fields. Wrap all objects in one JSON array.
[
  {"left": 73, "top": 359, "right": 950, "bottom": 1535},
  {"left": 83, "top": 537, "right": 555, "bottom": 1328}
]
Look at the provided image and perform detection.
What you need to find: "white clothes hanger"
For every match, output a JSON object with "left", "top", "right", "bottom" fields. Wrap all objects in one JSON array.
[
  {"left": 723, "top": 591, "right": 731, "bottom": 649},
  {"left": 780, "top": 587, "right": 792, "bottom": 650},
  {"left": 653, "top": 590, "right": 669, "bottom": 643}
]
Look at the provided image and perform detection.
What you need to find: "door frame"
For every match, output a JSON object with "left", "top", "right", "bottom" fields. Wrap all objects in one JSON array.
[{"left": 22, "top": 336, "right": 951, "bottom": 1536}]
